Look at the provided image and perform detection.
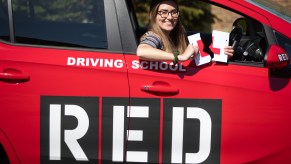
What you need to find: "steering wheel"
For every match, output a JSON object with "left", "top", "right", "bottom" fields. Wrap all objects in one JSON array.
[{"left": 229, "top": 26, "right": 243, "bottom": 51}]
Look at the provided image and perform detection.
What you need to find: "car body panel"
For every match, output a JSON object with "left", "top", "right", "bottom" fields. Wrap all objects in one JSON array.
[
  {"left": 125, "top": 53, "right": 291, "bottom": 163},
  {"left": 0, "top": 0, "right": 290, "bottom": 163},
  {"left": 0, "top": 42, "right": 129, "bottom": 163}
]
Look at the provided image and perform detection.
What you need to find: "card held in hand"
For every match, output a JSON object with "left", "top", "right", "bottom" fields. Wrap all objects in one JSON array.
[{"left": 187, "top": 30, "right": 229, "bottom": 66}]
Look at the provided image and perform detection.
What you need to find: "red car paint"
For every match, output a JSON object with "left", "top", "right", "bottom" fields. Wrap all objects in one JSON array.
[{"left": 0, "top": 0, "right": 290, "bottom": 163}]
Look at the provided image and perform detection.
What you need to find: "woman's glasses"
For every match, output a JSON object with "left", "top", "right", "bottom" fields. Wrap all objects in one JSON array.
[{"left": 157, "top": 9, "right": 179, "bottom": 18}]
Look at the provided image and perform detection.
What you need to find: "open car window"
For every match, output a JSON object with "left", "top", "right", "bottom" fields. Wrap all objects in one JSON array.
[{"left": 131, "top": 0, "right": 268, "bottom": 67}]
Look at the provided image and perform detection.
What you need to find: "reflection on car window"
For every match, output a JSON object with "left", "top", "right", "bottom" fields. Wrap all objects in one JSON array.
[
  {"left": 0, "top": 0, "right": 9, "bottom": 41},
  {"left": 12, "top": 0, "right": 107, "bottom": 49}
]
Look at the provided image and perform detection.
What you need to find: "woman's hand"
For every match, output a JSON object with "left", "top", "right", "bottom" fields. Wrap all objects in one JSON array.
[
  {"left": 224, "top": 46, "right": 234, "bottom": 59},
  {"left": 179, "top": 44, "right": 199, "bottom": 61}
]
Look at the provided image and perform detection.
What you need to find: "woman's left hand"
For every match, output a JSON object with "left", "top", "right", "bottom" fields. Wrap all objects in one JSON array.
[{"left": 224, "top": 46, "right": 234, "bottom": 59}]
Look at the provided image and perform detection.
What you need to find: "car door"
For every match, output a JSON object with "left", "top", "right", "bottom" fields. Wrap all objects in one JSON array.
[
  {"left": 0, "top": 0, "right": 130, "bottom": 163},
  {"left": 123, "top": 0, "right": 291, "bottom": 164}
]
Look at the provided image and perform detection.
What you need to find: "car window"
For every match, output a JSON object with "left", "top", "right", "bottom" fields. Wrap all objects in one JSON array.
[
  {"left": 12, "top": 0, "right": 107, "bottom": 49},
  {"left": 132, "top": 0, "right": 267, "bottom": 66},
  {"left": 132, "top": 0, "right": 242, "bottom": 38},
  {"left": 208, "top": 4, "right": 267, "bottom": 65},
  {"left": 0, "top": 0, "right": 9, "bottom": 41}
]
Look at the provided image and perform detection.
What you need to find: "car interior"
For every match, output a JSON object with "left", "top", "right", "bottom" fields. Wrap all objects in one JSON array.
[{"left": 229, "top": 17, "right": 267, "bottom": 65}]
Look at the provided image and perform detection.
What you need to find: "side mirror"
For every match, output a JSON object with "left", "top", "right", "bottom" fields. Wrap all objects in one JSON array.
[{"left": 265, "top": 44, "right": 289, "bottom": 68}]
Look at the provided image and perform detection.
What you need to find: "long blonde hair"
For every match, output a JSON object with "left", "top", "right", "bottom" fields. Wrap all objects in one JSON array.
[{"left": 149, "top": 0, "right": 187, "bottom": 53}]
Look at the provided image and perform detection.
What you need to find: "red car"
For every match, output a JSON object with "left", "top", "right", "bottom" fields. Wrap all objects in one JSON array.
[{"left": 0, "top": 0, "right": 290, "bottom": 163}]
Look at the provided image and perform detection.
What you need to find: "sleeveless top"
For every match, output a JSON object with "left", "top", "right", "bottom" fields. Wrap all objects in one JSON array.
[{"left": 139, "top": 31, "right": 164, "bottom": 50}]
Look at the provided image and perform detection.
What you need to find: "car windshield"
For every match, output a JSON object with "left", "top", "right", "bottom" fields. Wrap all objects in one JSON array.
[{"left": 247, "top": 0, "right": 291, "bottom": 23}]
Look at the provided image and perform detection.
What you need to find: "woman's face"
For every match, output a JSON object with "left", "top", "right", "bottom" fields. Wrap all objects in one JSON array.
[{"left": 155, "top": 1, "right": 179, "bottom": 34}]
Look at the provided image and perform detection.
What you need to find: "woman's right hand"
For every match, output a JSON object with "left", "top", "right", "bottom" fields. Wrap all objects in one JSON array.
[{"left": 179, "top": 44, "right": 199, "bottom": 61}]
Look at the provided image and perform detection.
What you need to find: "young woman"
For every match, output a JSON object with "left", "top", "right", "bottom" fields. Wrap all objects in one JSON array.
[{"left": 136, "top": 0, "right": 234, "bottom": 64}]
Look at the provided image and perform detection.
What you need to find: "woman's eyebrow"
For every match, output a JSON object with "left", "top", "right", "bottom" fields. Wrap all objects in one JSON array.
[{"left": 159, "top": 9, "right": 177, "bottom": 11}]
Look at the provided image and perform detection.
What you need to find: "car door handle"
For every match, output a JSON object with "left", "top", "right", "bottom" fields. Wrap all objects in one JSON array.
[
  {"left": 141, "top": 81, "right": 179, "bottom": 94},
  {"left": 0, "top": 68, "right": 30, "bottom": 82}
]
